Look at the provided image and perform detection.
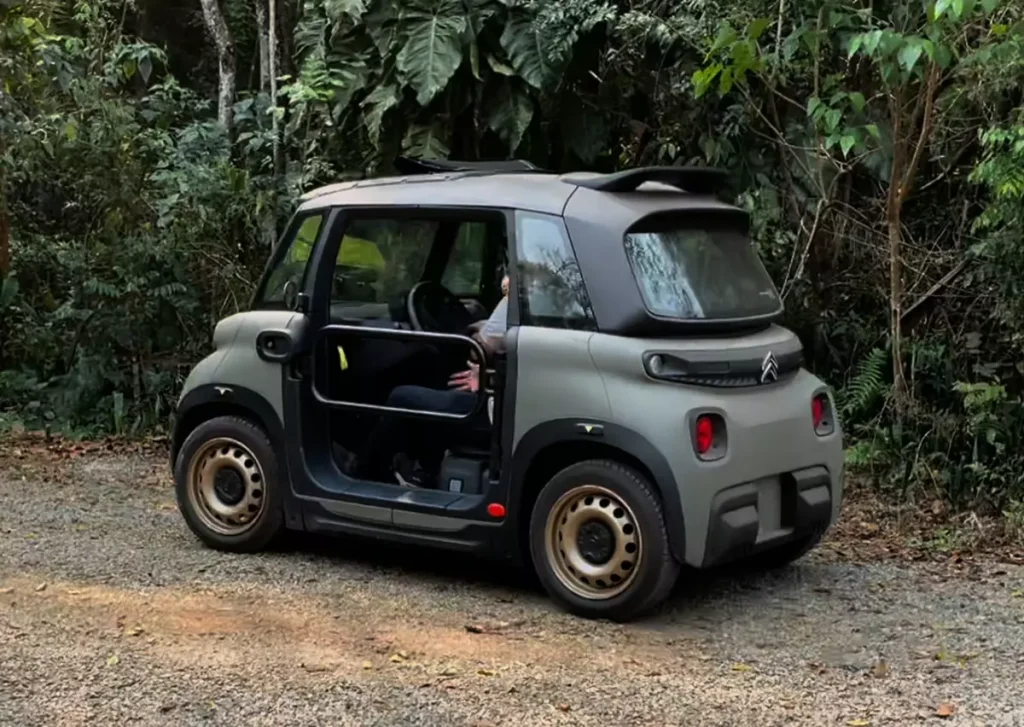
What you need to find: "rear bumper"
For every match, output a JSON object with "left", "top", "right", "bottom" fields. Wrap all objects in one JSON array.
[{"left": 701, "top": 465, "right": 834, "bottom": 567}]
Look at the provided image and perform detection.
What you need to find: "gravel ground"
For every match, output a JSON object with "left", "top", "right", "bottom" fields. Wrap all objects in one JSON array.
[{"left": 1, "top": 446, "right": 1023, "bottom": 726}]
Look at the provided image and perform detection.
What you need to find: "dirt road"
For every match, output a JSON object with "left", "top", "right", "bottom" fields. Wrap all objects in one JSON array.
[{"left": 1, "top": 443, "right": 1023, "bottom": 726}]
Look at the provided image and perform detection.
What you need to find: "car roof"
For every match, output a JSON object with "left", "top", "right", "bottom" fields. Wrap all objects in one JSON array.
[
  {"left": 296, "top": 164, "right": 738, "bottom": 218},
  {"left": 297, "top": 171, "right": 575, "bottom": 215}
]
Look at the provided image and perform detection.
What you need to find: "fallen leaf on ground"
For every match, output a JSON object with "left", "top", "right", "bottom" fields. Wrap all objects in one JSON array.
[
  {"left": 35, "top": 583, "right": 46, "bottom": 592},
  {"left": 125, "top": 626, "right": 144, "bottom": 637},
  {"left": 936, "top": 702, "right": 956, "bottom": 718},
  {"left": 731, "top": 663, "right": 754, "bottom": 672},
  {"left": 847, "top": 720, "right": 871, "bottom": 726},
  {"left": 477, "top": 668, "right": 496, "bottom": 677},
  {"left": 0, "top": 587, "right": 13, "bottom": 595},
  {"left": 106, "top": 654, "right": 120, "bottom": 666},
  {"left": 859, "top": 521, "right": 881, "bottom": 537},
  {"left": 362, "top": 661, "right": 373, "bottom": 670},
  {"left": 870, "top": 659, "right": 890, "bottom": 678},
  {"left": 556, "top": 704, "right": 571, "bottom": 712},
  {"left": 389, "top": 654, "right": 405, "bottom": 663}
]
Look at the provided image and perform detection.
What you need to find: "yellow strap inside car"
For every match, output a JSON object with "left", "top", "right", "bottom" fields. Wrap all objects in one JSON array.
[{"left": 337, "top": 345, "right": 349, "bottom": 371}]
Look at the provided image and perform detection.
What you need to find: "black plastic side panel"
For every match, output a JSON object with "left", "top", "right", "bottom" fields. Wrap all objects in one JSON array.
[
  {"left": 702, "top": 465, "right": 833, "bottom": 567},
  {"left": 504, "top": 419, "right": 687, "bottom": 562}
]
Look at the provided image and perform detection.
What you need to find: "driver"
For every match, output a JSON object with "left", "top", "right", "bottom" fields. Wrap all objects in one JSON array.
[{"left": 353, "top": 276, "right": 510, "bottom": 487}]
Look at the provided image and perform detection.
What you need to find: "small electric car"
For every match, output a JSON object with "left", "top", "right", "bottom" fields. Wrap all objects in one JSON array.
[{"left": 171, "top": 158, "right": 844, "bottom": 621}]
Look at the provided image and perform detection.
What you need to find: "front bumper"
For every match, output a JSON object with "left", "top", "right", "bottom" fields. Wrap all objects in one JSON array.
[{"left": 701, "top": 465, "right": 833, "bottom": 567}]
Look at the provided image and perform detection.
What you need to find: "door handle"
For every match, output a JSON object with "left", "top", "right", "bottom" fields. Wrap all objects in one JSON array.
[{"left": 256, "top": 329, "right": 296, "bottom": 363}]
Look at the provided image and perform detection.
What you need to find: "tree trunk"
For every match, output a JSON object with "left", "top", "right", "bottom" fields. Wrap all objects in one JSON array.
[
  {"left": 255, "top": 0, "right": 276, "bottom": 249},
  {"left": 269, "top": 0, "right": 282, "bottom": 177},
  {"left": 199, "top": 0, "right": 237, "bottom": 133},
  {"left": 887, "top": 206, "right": 908, "bottom": 409},
  {"left": 255, "top": 0, "right": 269, "bottom": 91},
  {"left": 886, "top": 65, "right": 939, "bottom": 415}
]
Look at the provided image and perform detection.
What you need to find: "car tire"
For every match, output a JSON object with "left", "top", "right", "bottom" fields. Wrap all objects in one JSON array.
[
  {"left": 529, "top": 459, "right": 680, "bottom": 622},
  {"left": 747, "top": 531, "right": 824, "bottom": 570},
  {"left": 174, "top": 415, "right": 284, "bottom": 553}
]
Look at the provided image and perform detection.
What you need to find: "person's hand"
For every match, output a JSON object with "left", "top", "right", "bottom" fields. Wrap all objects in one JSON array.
[{"left": 448, "top": 362, "right": 479, "bottom": 392}]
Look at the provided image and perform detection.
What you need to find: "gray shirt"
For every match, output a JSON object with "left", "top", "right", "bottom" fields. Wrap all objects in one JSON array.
[{"left": 481, "top": 296, "right": 508, "bottom": 340}]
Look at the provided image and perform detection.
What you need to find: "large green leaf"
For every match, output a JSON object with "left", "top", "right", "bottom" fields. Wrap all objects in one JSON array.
[
  {"left": 362, "top": 84, "right": 399, "bottom": 144},
  {"left": 464, "top": 0, "right": 500, "bottom": 81},
  {"left": 396, "top": 1, "right": 467, "bottom": 106},
  {"left": 365, "top": 2, "right": 401, "bottom": 57},
  {"left": 500, "top": 16, "right": 559, "bottom": 91},
  {"left": 486, "top": 82, "right": 533, "bottom": 154},
  {"left": 325, "top": 0, "right": 366, "bottom": 24},
  {"left": 402, "top": 122, "right": 450, "bottom": 159}
]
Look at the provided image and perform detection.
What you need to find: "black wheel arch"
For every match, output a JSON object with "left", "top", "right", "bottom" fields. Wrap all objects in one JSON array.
[
  {"left": 172, "top": 384, "right": 302, "bottom": 531},
  {"left": 507, "top": 419, "right": 686, "bottom": 564},
  {"left": 172, "top": 384, "right": 286, "bottom": 465}
]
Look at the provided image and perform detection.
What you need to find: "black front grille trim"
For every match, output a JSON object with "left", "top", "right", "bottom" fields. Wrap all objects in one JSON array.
[{"left": 643, "top": 349, "right": 804, "bottom": 388}]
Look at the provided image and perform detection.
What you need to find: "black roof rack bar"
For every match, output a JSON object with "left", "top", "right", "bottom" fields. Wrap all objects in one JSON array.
[
  {"left": 567, "top": 166, "right": 729, "bottom": 195},
  {"left": 394, "top": 156, "right": 544, "bottom": 175}
]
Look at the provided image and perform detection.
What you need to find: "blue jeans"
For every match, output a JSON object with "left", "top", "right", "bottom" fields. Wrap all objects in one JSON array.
[
  {"left": 387, "top": 385, "right": 476, "bottom": 415},
  {"left": 358, "top": 385, "right": 480, "bottom": 480}
]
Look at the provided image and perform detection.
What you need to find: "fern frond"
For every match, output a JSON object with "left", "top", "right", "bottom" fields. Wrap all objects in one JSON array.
[{"left": 841, "top": 347, "right": 888, "bottom": 417}]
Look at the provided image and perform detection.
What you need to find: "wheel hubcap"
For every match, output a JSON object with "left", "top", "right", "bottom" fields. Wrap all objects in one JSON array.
[
  {"left": 214, "top": 468, "right": 246, "bottom": 505},
  {"left": 577, "top": 521, "right": 615, "bottom": 564},
  {"left": 186, "top": 438, "right": 266, "bottom": 536},
  {"left": 544, "top": 485, "right": 643, "bottom": 600}
]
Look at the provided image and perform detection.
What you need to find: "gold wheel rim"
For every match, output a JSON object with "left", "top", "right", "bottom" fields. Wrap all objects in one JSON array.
[
  {"left": 544, "top": 485, "right": 642, "bottom": 600},
  {"left": 186, "top": 437, "right": 267, "bottom": 537}
]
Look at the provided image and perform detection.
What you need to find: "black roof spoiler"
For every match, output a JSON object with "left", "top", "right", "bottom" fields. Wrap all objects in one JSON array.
[
  {"left": 394, "top": 156, "right": 544, "bottom": 175},
  {"left": 564, "top": 166, "right": 729, "bottom": 195}
]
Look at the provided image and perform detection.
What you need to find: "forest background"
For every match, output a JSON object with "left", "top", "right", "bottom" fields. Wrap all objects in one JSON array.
[{"left": 2, "top": 0, "right": 1024, "bottom": 534}]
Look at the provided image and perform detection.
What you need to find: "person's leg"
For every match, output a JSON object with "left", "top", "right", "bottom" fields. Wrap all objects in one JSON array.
[{"left": 357, "top": 385, "right": 476, "bottom": 481}]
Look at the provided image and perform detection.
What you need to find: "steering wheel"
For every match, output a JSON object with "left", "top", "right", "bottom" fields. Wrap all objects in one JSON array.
[{"left": 406, "top": 281, "right": 476, "bottom": 334}]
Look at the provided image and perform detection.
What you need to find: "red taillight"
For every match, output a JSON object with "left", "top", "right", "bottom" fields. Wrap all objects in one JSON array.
[
  {"left": 812, "top": 393, "right": 833, "bottom": 435},
  {"left": 695, "top": 415, "right": 714, "bottom": 455},
  {"left": 812, "top": 396, "right": 825, "bottom": 429}
]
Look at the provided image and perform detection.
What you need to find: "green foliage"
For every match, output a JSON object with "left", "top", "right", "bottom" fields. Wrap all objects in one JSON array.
[
  {"left": 842, "top": 348, "right": 888, "bottom": 419},
  {"left": 3, "top": 0, "right": 1024, "bottom": 517}
]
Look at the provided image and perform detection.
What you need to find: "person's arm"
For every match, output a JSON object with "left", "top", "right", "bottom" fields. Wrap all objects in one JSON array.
[{"left": 477, "top": 296, "right": 507, "bottom": 354}]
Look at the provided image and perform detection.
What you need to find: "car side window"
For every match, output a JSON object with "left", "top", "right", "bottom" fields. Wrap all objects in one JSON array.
[
  {"left": 331, "top": 218, "right": 438, "bottom": 311},
  {"left": 441, "top": 221, "right": 487, "bottom": 296},
  {"left": 515, "top": 211, "right": 595, "bottom": 329},
  {"left": 257, "top": 213, "right": 325, "bottom": 308}
]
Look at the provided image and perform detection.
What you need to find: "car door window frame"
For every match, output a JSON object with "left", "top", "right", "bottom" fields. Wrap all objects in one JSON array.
[
  {"left": 303, "top": 205, "right": 515, "bottom": 419},
  {"left": 250, "top": 210, "right": 329, "bottom": 311},
  {"left": 310, "top": 206, "right": 512, "bottom": 325}
]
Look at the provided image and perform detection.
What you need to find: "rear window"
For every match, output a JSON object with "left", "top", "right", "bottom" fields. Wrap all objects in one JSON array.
[{"left": 623, "top": 219, "right": 780, "bottom": 321}]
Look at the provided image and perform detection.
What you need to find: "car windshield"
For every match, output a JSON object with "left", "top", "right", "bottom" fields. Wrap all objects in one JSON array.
[{"left": 623, "top": 221, "right": 780, "bottom": 321}]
